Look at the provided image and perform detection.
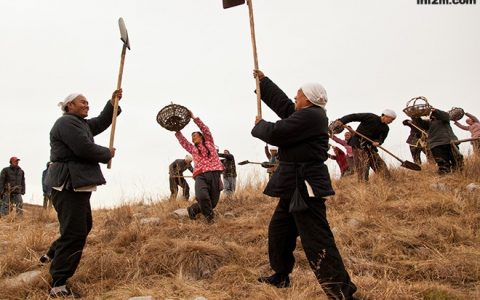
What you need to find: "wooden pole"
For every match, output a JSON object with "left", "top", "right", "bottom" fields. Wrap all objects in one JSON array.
[
  {"left": 107, "top": 43, "right": 127, "bottom": 169},
  {"left": 247, "top": 0, "right": 262, "bottom": 118}
]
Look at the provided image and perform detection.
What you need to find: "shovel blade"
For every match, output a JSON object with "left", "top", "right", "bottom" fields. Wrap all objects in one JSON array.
[
  {"left": 238, "top": 160, "right": 249, "bottom": 165},
  {"left": 223, "top": 0, "right": 245, "bottom": 9},
  {"left": 401, "top": 160, "right": 421, "bottom": 171},
  {"left": 118, "top": 17, "right": 131, "bottom": 50}
]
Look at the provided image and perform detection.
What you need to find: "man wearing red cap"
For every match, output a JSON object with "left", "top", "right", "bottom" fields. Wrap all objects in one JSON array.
[{"left": 0, "top": 156, "right": 25, "bottom": 216}]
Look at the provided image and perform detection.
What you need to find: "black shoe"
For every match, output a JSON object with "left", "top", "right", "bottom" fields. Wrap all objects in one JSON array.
[
  {"left": 39, "top": 254, "right": 52, "bottom": 264},
  {"left": 258, "top": 273, "right": 290, "bottom": 288},
  {"left": 187, "top": 206, "right": 196, "bottom": 220},
  {"left": 49, "top": 286, "right": 81, "bottom": 298}
]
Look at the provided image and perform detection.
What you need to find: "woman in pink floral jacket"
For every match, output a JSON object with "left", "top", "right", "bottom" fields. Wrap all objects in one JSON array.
[{"left": 175, "top": 111, "right": 224, "bottom": 223}]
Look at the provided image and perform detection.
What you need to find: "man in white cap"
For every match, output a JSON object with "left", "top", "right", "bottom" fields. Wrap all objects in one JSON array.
[
  {"left": 168, "top": 155, "right": 194, "bottom": 200},
  {"left": 251, "top": 70, "right": 357, "bottom": 299},
  {"left": 334, "top": 109, "right": 396, "bottom": 182},
  {"left": 43, "top": 89, "right": 122, "bottom": 298}
]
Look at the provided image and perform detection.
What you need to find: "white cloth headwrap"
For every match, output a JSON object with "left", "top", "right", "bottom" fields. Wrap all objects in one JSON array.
[
  {"left": 382, "top": 109, "right": 397, "bottom": 119},
  {"left": 58, "top": 93, "right": 83, "bottom": 112},
  {"left": 301, "top": 83, "right": 328, "bottom": 108}
]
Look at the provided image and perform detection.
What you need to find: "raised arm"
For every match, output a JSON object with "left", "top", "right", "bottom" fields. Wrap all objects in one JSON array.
[
  {"left": 331, "top": 135, "right": 348, "bottom": 147},
  {"left": 175, "top": 131, "right": 194, "bottom": 153},
  {"left": 192, "top": 116, "right": 215, "bottom": 144},
  {"left": 465, "top": 112, "right": 479, "bottom": 123},
  {"left": 454, "top": 121, "right": 469, "bottom": 131}
]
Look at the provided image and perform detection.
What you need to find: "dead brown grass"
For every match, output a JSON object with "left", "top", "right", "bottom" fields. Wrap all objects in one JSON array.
[{"left": 0, "top": 157, "right": 479, "bottom": 299}]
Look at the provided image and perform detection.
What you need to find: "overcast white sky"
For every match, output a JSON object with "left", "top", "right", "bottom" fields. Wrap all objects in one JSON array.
[{"left": 1, "top": 1, "right": 478, "bottom": 208}]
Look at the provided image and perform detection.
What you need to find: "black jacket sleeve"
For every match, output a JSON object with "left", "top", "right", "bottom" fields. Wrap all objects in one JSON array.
[
  {"left": 87, "top": 100, "right": 122, "bottom": 136},
  {"left": 339, "top": 113, "right": 376, "bottom": 124},
  {"left": 258, "top": 77, "right": 295, "bottom": 119}
]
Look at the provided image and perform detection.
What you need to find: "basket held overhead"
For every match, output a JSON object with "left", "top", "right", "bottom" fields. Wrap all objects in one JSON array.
[
  {"left": 328, "top": 121, "right": 344, "bottom": 135},
  {"left": 403, "top": 96, "right": 432, "bottom": 118},
  {"left": 157, "top": 103, "right": 191, "bottom": 131},
  {"left": 448, "top": 107, "right": 464, "bottom": 121}
]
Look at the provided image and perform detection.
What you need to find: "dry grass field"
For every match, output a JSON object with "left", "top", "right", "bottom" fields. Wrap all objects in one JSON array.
[{"left": 0, "top": 157, "right": 479, "bottom": 299}]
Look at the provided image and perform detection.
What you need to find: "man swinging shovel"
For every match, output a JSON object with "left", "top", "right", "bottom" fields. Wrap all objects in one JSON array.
[
  {"left": 344, "top": 125, "right": 421, "bottom": 172},
  {"left": 223, "top": 0, "right": 262, "bottom": 118},
  {"left": 108, "top": 17, "right": 131, "bottom": 169}
]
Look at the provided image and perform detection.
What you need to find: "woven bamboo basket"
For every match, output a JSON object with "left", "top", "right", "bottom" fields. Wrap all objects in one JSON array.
[
  {"left": 156, "top": 103, "right": 191, "bottom": 131},
  {"left": 403, "top": 96, "right": 432, "bottom": 118},
  {"left": 328, "top": 121, "right": 344, "bottom": 135},
  {"left": 448, "top": 107, "right": 464, "bottom": 121}
]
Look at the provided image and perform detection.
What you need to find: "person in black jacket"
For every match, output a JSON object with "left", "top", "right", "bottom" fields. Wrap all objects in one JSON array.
[
  {"left": 334, "top": 110, "right": 396, "bottom": 182},
  {"left": 251, "top": 70, "right": 356, "bottom": 300},
  {"left": 425, "top": 108, "right": 463, "bottom": 174},
  {"left": 0, "top": 156, "right": 25, "bottom": 216},
  {"left": 43, "top": 90, "right": 122, "bottom": 298}
]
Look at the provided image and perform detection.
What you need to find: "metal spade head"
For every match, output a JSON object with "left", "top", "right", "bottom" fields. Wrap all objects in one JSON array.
[
  {"left": 223, "top": 0, "right": 245, "bottom": 9},
  {"left": 118, "top": 17, "right": 131, "bottom": 50},
  {"left": 401, "top": 160, "right": 421, "bottom": 171}
]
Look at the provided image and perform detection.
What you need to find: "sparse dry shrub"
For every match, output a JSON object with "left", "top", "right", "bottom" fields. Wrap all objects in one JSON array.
[
  {"left": 137, "top": 236, "right": 176, "bottom": 276},
  {"left": 166, "top": 240, "right": 229, "bottom": 280},
  {"left": 75, "top": 248, "right": 131, "bottom": 283}
]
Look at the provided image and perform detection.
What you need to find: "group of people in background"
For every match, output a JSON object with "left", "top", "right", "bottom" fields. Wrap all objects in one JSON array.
[{"left": 327, "top": 108, "right": 479, "bottom": 180}]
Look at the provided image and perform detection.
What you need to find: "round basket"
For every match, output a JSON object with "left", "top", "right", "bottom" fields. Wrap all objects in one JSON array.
[
  {"left": 156, "top": 103, "right": 191, "bottom": 131},
  {"left": 328, "top": 121, "right": 344, "bottom": 135},
  {"left": 448, "top": 107, "right": 464, "bottom": 121},
  {"left": 403, "top": 96, "right": 432, "bottom": 118}
]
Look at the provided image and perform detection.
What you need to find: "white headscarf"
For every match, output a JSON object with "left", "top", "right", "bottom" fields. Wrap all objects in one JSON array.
[
  {"left": 58, "top": 93, "right": 84, "bottom": 112},
  {"left": 382, "top": 109, "right": 397, "bottom": 119},
  {"left": 300, "top": 83, "right": 328, "bottom": 109}
]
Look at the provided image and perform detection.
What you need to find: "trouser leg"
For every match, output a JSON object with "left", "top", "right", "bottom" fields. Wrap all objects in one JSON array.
[
  {"left": 49, "top": 189, "right": 92, "bottom": 287},
  {"left": 179, "top": 178, "right": 190, "bottom": 200},
  {"left": 353, "top": 148, "right": 369, "bottom": 182},
  {"left": 294, "top": 197, "right": 356, "bottom": 299},
  {"left": 190, "top": 172, "right": 221, "bottom": 220},
  {"left": 169, "top": 177, "right": 178, "bottom": 200},
  {"left": 450, "top": 144, "right": 464, "bottom": 171},
  {"left": 368, "top": 150, "right": 391, "bottom": 179},
  {"left": 0, "top": 194, "right": 8, "bottom": 216},
  {"left": 13, "top": 194, "right": 23, "bottom": 215},
  {"left": 410, "top": 146, "right": 422, "bottom": 165},
  {"left": 431, "top": 145, "right": 451, "bottom": 174},
  {"left": 267, "top": 197, "right": 298, "bottom": 275}
]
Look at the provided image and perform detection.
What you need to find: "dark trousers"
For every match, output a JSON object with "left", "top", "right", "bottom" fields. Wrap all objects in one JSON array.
[
  {"left": 431, "top": 144, "right": 464, "bottom": 174},
  {"left": 189, "top": 171, "right": 222, "bottom": 221},
  {"left": 49, "top": 189, "right": 92, "bottom": 286},
  {"left": 169, "top": 176, "right": 190, "bottom": 200},
  {"left": 268, "top": 196, "right": 356, "bottom": 299},
  {"left": 352, "top": 148, "right": 390, "bottom": 182}
]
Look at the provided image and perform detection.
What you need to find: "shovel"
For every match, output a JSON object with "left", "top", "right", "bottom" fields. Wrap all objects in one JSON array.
[
  {"left": 344, "top": 125, "right": 421, "bottom": 171},
  {"left": 223, "top": 0, "right": 262, "bottom": 118},
  {"left": 452, "top": 137, "right": 480, "bottom": 145},
  {"left": 108, "top": 17, "right": 131, "bottom": 169},
  {"left": 238, "top": 160, "right": 275, "bottom": 168}
]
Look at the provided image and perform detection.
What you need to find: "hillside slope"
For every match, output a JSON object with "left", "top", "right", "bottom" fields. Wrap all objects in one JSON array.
[{"left": 0, "top": 158, "right": 479, "bottom": 299}]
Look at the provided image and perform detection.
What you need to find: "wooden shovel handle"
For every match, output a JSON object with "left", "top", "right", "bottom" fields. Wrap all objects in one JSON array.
[
  {"left": 344, "top": 125, "right": 404, "bottom": 163},
  {"left": 247, "top": 0, "right": 262, "bottom": 118},
  {"left": 107, "top": 43, "right": 127, "bottom": 169}
]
